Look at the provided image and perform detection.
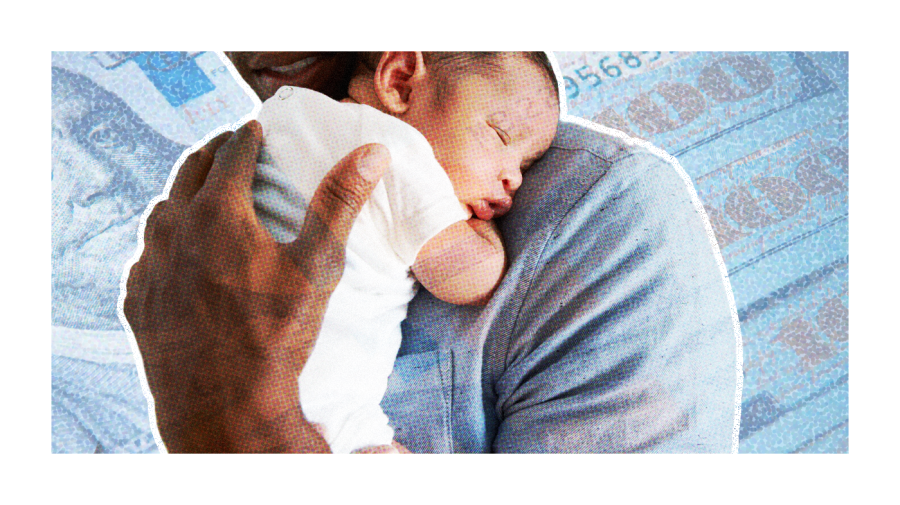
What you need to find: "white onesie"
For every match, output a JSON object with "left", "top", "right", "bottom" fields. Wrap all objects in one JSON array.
[{"left": 252, "top": 87, "right": 468, "bottom": 453}]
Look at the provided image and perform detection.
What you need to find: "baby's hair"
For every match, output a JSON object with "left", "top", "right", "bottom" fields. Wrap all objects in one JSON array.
[{"left": 359, "top": 52, "right": 559, "bottom": 106}]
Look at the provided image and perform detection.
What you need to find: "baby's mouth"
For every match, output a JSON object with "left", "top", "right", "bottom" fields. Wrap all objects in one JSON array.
[{"left": 469, "top": 201, "right": 496, "bottom": 221}]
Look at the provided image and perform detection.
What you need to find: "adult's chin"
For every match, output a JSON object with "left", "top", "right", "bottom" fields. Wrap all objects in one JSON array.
[{"left": 226, "top": 52, "right": 358, "bottom": 102}]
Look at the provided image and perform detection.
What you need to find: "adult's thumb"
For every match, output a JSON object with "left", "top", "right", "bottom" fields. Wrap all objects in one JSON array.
[{"left": 289, "top": 144, "right": 390, "bottom": 284}]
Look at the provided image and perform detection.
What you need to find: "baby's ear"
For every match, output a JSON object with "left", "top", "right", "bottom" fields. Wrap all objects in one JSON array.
[{"left": 374, "top": 52, "right": 427, "bottom": 114}]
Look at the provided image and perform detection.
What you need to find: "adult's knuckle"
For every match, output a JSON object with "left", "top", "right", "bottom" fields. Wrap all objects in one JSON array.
[
  {"left": 319, "top": 175, "right": 365, "bottom": 212},
  {"left": 195, "top": 143, "right": 218, "bottom": 162},
  {"left": 143, "top": 219, "right": 179, "bottom": 261},
  {"left": 144, "top": 200, "right": 169, "bottom": 227},
  {"left": 290, "top": 234, "right": 345, "bottom": 292},
  {"left": 122, "top": 279, "right": 140, "bottom": 318},
  {"left": 145, "top": 210, "right": 173, "bottom": 243}
]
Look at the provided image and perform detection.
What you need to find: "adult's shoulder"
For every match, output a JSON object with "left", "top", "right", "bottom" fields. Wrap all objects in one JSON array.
[
  {"left": 549, "top": 119, "right": 703, "bottom": 219},
  {"left": 501, "top": 119, "right": 705, "bottom": 259},
  {"left": 488, "top": 118, "right": 740, "bottom": 453}
]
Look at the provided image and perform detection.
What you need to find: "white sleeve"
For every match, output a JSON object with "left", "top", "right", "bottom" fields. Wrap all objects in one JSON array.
[
  {"left": 256, "top": 89, "right": 466, "bottom": 265},
  {"left": 360, "top": 110, "right": 469, "bottom": 266}
]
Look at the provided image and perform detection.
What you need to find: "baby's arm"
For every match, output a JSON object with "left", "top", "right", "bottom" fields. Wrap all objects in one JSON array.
[{"left": 412, "top": 218, "right": 506, "bottom": 306}]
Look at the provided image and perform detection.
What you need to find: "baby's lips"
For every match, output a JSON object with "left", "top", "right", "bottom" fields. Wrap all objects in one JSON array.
[
  {"left": 488, "top": 196, "right": 513, "bottom": 218},
  {"left": 470, "top": 201, "right": 496, "bottom": 221}
]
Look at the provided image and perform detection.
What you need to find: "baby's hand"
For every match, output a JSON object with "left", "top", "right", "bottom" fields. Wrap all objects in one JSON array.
[
  {"left": 412, "top": 218, "right": 506, "bottom": 306},
  {"left": 465, "top": 217, "right": 503, "bottom": 253}
]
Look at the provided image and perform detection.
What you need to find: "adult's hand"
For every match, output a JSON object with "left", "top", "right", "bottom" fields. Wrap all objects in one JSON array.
[{"left": 123, "top": 120, "right": 389, "bottom": 453}]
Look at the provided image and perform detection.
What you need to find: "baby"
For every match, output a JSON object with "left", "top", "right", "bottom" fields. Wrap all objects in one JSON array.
[{"left": 252, "top": 52, "right": 559, "bottom": 453}]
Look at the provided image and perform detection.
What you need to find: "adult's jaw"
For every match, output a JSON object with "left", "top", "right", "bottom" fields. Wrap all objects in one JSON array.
[{"left": 225, "top": 52, "right": 358, "bottom": 102}]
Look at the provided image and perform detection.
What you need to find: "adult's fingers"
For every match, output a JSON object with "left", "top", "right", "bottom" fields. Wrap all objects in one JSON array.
[
  {"left": 288, "top": 143, "right": 389, "bottom": 284},
  {"left": 198, "top": 120, "right": 264, "bottom": 202},
  {"left": 308, "top": 143, "right": 389, "bottom": 244},
  {"left": 168, "top": 131, "right": 233, "bottom": 202}
]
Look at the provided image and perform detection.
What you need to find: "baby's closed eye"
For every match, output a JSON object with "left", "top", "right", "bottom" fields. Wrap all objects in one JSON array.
[{"left": 490, "top": 124, "right": 511, "bottom": 145}]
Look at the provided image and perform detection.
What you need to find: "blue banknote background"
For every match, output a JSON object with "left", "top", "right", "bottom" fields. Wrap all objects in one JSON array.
[
  {"left": 50, "top": 51, "right": 848, "bottom": 453},
  {"left": 51, "top": 52, "right": 256, "bottom": 453},
  {"left": 559, "top": 51, "right": 848, "bottom": 453}
]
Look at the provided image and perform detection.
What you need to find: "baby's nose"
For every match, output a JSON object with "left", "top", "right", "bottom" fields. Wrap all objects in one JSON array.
[{"left": 501, "top": 166, "right": 523, "bottom": 196}]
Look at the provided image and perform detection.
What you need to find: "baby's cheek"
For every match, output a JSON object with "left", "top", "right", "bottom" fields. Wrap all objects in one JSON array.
[{"left": 449, "top": 170, "right": 485, "bottom": 201}]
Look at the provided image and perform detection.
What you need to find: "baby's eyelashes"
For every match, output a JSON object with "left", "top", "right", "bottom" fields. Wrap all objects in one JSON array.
[{"left": 489, "top": 124, "right": 511, "bottom": 146}]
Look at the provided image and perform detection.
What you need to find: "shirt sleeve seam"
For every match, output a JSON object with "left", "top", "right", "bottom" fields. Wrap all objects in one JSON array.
[{"left": 490, "top": 146, "right": 619, "bottom": 417}]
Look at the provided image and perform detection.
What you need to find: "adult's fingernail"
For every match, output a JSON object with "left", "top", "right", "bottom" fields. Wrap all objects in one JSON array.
[{"left": 357, "top": 146, "right": 389, "bottom": 183}]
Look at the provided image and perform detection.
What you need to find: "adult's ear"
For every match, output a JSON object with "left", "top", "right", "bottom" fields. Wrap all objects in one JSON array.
[{"left": 373, "top": 52, "right": 427, "bottom": 115}]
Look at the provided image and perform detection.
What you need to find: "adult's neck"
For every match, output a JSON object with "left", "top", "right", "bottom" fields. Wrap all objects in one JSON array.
[{"left": 345, "top": 66, "right": 390, "bottom": 113}]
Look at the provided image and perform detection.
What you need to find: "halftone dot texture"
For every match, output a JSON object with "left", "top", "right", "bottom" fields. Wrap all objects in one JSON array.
[
  {"left": 52, "top": 356, "right": 158, "bottom": 453},
  {"left": 253, "top": 87, "right": 468, "bottom": 452},
  {"left": 51, "top": 52, "right": 255, "bottom": 453},
  {"left": 388, "top": 120, "right": 738, "bottom": 453},
  {"left": 52, "top": 52, "right": 846, "bottom": 453},
  {"left": 558, "top": 52, "right": 848, "bottom": 453}
]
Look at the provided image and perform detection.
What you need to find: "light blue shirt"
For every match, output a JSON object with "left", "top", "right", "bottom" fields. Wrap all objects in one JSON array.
[{"left": 382, "top": 120, "right": 739, "bottom": 453}]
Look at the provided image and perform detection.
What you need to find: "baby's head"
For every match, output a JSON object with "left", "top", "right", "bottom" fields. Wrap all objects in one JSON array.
[{"left": 348, "top": 52, "right": 560, "bottom": 220}]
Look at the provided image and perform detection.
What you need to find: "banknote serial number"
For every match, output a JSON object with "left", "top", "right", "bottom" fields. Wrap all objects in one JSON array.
[{"left": 564, "top": 52, "right": 674, "bottom": 99}]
